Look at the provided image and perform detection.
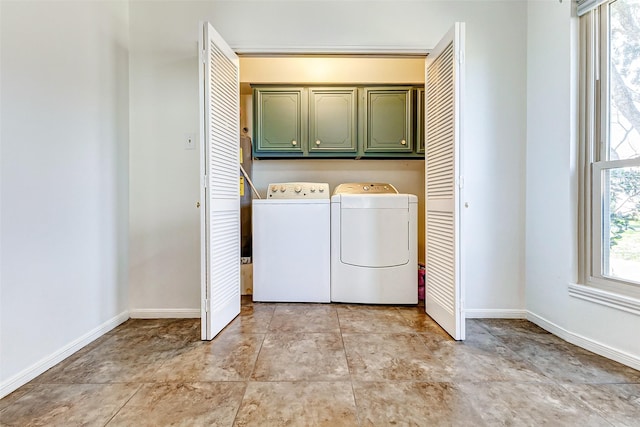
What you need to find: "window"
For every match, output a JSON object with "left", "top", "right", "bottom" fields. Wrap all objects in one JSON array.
[{"left": 580, "top": 0, "right": 640, "bottom": 297}]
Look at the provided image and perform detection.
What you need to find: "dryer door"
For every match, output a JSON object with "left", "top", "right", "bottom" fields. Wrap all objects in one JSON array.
[{"left": 340, "top": 195, "right": 409, "bottom": 267}]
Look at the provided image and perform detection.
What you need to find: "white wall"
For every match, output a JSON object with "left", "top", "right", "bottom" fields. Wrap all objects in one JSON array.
[
  {"left": 0, "top": 1, "right": 130, "bottom": 396},
  {"left": 128, "top": 0, "right": 528, "bottom": 314},
  {"left": 525, "top": 0, "right": 576, "bottom": 328},
  {"left": 525, "top": 0, "right": 640, "bottom": 366}
]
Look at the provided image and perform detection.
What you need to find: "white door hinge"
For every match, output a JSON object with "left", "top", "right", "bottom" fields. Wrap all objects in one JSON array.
[
  {"left": 204, "top": 299, "right": 209, "bottom": 313},
  {"left": 201, "top": 51, "right": 207, "bottom": 64},
  {"left": 203, "top": 174, "right": 207, "bottom": 189},
  {"left": 458, "top": 176, "right": 464, "bottom": 189},
  {"left": 456, "top": 50, "right": 465, "bottom": 65}
]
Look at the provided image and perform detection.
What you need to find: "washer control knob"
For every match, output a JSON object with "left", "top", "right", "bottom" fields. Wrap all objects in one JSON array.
[
  {"left": 363, "top": 186, "right": 370, "bottom": 191},
  {"left": 310, "top": 186, "right": 316, "bottom": 192},
  {"left": 294, "top": 185, "right": 302, "bottom": 193},
  {"left": 271, "top": 186, "right": 278, "bottom": 193},
  {"left": 319, "top": 187, "right": 325, "bottom": 192},
  {"left": 280, "top": 185, "right": 286, "bottom": 192}
]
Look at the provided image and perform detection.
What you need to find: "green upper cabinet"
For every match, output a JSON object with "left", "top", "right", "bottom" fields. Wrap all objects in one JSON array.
[
  {"left": 309, "top": 88, "right": 357, "bottom": 155},
  {"left": 363, "top": 87, "right": 413, "bottom": 154},
  {"left": 253, "top": 87, "right": 307, "bottom": 154},
  {"left": 416, "top": 88, "right": 425, "bottom": 154},
  {"left": 252, "top": 85, "right": 423, "bottom": 159}
]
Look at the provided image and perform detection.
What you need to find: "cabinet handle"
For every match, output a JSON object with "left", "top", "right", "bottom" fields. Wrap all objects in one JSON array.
[
  {"left": 400, "top": 139, "right": 407, "bottom": 145},
  {"left": 291, "top": 140, "right": 297, "bottom": 146},
  {"left": 315, "top": 140, "right": 321, "bottom": 146}
]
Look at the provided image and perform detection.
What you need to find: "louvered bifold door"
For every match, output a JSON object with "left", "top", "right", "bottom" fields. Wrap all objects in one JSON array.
[
  {"left": 424, "top": 23, "right": 466, "bottom": 340},
  {"left": 199, "top": 22, "right": 241, "bottom": 340}
]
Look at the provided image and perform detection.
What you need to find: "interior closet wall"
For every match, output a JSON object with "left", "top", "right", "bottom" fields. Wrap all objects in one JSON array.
[{"left": 240, "top": 56, "right": 426, "bottom": 263}]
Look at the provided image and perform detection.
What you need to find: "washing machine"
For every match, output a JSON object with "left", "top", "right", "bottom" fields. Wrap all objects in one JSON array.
[
  {"left": 331, "top": 183, "right": 418, "bottom": 304},
  {"left": 253, "top": 182, "right": 330, "bottom": 302}
]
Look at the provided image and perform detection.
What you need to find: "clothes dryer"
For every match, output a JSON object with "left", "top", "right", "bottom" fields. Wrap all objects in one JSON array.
[{"left": 331, "top": 183, "right": 418, "bottom": 304}]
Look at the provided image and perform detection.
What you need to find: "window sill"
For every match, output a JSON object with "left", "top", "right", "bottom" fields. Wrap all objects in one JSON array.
[{"left": 569, "top": 283, "right": 640, "bottom": 316}]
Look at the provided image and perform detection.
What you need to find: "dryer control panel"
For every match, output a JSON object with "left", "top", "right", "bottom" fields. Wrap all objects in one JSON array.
[
  {"left": 333, "top": 182, "right": 398, "bottom": 195},
  {"left": 267, "top": 182, "right": 330, "bottom": 199}
]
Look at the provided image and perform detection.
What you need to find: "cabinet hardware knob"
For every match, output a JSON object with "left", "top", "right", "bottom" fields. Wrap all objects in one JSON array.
[
  {"left": 291, "top": 140, "right": 297, "bottom": 146},
  {"left": 316, "top": 140, "right": 321, "bottom": 146},
  {"left": 400, "top": 139, "right": 407, "bottom": 145}
]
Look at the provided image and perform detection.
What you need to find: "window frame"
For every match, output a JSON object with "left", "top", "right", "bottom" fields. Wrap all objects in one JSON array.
[{"left": 580, "top": 1, "right": 640, "bottom": 299}]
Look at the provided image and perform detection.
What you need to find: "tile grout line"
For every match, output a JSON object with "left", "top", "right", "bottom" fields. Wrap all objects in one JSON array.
[
  {"left": 485, "top": 325, "right": 577, "bottom": 385},
  {"left": 552, "top": 382, "right": 618, "bottom": 427},
  {"left": 101, "top": 383, "right": 143, "bottom": 427},
  {"left": 234, "top": 301, "right": 275, "bottom": 425},
  {"left": 231, "top": 381, "right": 250, "bottom": 426},
  {"left": 245, "top": 305, "right": 276, "bottom": 383},
  {"left": 336, "top": 305, "right": 363, "bottom": 427}
]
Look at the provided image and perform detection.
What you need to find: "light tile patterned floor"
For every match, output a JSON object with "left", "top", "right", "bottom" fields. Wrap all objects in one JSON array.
[{"left": 1, "top": 298, "right": 639, "bottom": 426}]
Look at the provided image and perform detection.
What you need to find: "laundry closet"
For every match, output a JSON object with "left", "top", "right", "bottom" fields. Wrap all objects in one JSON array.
[
  {"left": 238, "top": 55, "right": 427, "bottom": 296},
  {"left": 200, "top": 22, "right": 465, "bottom": 341}
]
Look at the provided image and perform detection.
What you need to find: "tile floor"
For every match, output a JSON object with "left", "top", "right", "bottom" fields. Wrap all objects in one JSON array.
[{"left": 1, "top": 298, "right": 639, "bottom": 426}]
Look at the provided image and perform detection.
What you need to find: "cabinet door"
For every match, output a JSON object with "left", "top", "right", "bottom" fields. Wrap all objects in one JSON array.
[
  {"left": 363, "top": 87, "right": 413, "bottom": 153},
  {"left": 254, "top": 87, "right": 306, "bottom": 153},
  {"left": 416, "top": 88, "right": 425, "bottom": 154},
  {"left": 309, "top": 88, "right": 357, "bottom": 154}
]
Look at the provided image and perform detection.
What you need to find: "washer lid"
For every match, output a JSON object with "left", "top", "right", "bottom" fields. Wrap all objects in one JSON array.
[{"left": 333, "top": 182, "right": 398, "bottom": 195}]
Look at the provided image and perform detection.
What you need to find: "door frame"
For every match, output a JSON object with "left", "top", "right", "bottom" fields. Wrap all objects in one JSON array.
[{"left": 200, "top": 41, "right": 466, "bottom": 338}]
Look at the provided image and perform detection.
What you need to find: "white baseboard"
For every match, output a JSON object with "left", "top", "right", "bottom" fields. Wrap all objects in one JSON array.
[
  {"left": 129, "top": 309, "right": 200, "bottom": 319},
  {"left": 0, "top": 311, "right": 129, "bottom": 400},
  {"left": 465, "top": 309, "right": 527, "bottom": 319},
  {"left": 526, "top": 311, "right": 640, "bottom": 371}
]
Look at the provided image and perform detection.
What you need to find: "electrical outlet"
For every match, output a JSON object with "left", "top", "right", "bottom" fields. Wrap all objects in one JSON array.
[{"left": 185, "top": 133, "right": 196, "bottom": 150}]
